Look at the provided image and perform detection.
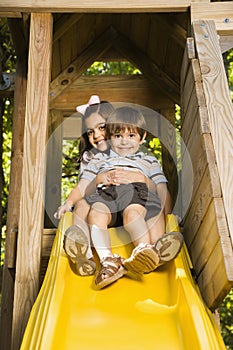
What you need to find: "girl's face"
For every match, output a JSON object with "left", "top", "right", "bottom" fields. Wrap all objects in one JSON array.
[{"left": 85, "top": 113, "right": 108, "bottom": 152}]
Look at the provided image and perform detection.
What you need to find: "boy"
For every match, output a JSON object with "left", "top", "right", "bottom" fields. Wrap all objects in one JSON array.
[{"left": 79, "top": 106, "right": 183, "bottom": 288}]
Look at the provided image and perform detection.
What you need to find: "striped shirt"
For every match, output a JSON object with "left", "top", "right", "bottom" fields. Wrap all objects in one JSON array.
[{"left": 80, "top": 149, "right": 167, "bottom": 185}]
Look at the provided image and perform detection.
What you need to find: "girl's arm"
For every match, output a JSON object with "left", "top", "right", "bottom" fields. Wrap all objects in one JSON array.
[
  {"left": 54, "top": 178, "right": 90, "bottom": 219},
  {"left": 102, "top": 168, "right": 156, "bottom": 192}
]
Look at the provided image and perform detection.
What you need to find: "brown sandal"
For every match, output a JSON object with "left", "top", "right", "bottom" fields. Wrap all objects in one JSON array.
[{"left": 95, "top": 255, "right": 126, "bottom": 289}]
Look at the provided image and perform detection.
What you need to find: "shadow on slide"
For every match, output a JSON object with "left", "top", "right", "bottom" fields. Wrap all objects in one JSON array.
[{"left": 20, "top": 213, "right": 226, "bottom": 349}]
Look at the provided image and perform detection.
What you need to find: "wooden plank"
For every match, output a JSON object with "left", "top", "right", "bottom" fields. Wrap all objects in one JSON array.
[
  {"left": 165, "top": 37, "right": 184, "bottom": 84},
  {"left": 189, "top": 199, "right": 219, "bottom": 275},
  {"left": 182, "top": 114, "right": 207, "bottom": 201},
  {"left": 113, "top": 32, "right": 180, "bottom": 103},
  {"left": 49, "top": 26, "right": 118, "bottom": 101},
  {"left": 151, "top": 13, "right": 187, "bottom": 49},
  {"left": 199, "top": 240, "right": 233, "bottom": 310},
  {"left": 160, "top": 107, "right": 178, "bottom": 210},
  {"left": 147, "top": 17, "right": 169, "bottom": 70},
  {"left": 130, "top": 14, "right": 150, "bottom": 52},
  {"left": 0, "top": 18, "right": 27, "bottom": 350},
  {"left": 182, "top": 132, "right": 222, "bottom": 244},
  {"left": 40, "top": 228, "right": 56, "bottom": 285},
  {"left": 180, "top": 37, "right": 196, "bottom": 90},
  {"left": 0, "top": 0, "right": 191, "bottom": 14},
  {"left": 191, "top": 3, "right": 233, "bottom": 35},
  {"left": 11, "top": 13, "right": 53, "bottom": 350},
  {"left": 50, "top": 75, "right": 173, "bottom": 111},
  {"left": 0, "top": 12, "right": 22, "bottom": 18},
  {"left": 53, "top": 13, "right": 83, "bottom": 43},
  {"left": 193, "top": 20, "right": 233, "bottom": 244},
  {"left": 197, "top": 196, "right": 233, "bottom": 309},
  {"left": 183, "top": 166, "right": 213, "bottom": 246},
  {"left": 219, "top": 35, "right": 233, "bottom": 53},
  {"left": 44, "top": 110, "right": 63, "bottom": 228}
]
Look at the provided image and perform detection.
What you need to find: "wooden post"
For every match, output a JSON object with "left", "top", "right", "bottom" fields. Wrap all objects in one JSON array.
[
  {"left": 44, "top": 109, "right": 63, "bottom": 228},
  {"left": 160, "top": 107, "right": 178, "bottom": 212},
  {"left": 0, "top": 18, "right": 27, "bottom": 350},
  {"left": 193, "top": 20, "right": 233, "bottom": 243},
  {"left": 11, "top": 13, "right": 53, "bottom": 350}
]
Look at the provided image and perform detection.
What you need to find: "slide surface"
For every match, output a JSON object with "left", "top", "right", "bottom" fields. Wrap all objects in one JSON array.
[{"left": 21, "top": 213, "right": 226, "bottom": 350}]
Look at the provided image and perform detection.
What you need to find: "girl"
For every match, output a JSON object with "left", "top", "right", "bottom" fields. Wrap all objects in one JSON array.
[{"left": 54, "top": 96, "right": 161, "bottom": 276}]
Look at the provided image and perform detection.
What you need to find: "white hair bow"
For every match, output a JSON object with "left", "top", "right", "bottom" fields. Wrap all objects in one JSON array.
[{"left": 76, "top": 95, "right": 100, "bottom": 115}]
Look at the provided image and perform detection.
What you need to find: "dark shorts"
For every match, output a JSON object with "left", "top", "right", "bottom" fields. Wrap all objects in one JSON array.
[{"left": 85, "top": 182, "right": 162, "bottom": 227}]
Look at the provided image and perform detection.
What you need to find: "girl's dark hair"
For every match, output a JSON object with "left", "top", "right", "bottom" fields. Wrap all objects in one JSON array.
[
  {"left": 79, "top": 101, "right": 115, "bottom": 160},
  {"left": 106, "top": 106, "right": 146, "bottom": 140}
]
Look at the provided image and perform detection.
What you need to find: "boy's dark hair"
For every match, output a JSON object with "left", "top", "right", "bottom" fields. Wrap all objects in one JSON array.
[{"left": 106, "top": 106, "right": 146, "bottom": 140}]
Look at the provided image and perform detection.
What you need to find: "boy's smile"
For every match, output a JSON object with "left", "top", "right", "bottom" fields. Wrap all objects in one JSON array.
[{"left": 110, "top": 129, "right": 146, "bottom": 156}]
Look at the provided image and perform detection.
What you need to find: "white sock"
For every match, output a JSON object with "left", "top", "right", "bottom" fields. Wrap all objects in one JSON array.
[{"left": 91, "top": 225, "right": 113, "bottom": 260}]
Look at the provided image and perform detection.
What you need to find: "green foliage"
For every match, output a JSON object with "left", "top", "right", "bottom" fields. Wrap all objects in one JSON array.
[
  {"left": 219, "top": 289, "right": 233, "bottom": 349},
  {"left": 61, "top": 139, "right": 80, "bottom": 203},
  {"left": 0, "top": 19, "right": 15, "bottom": 268},
  {"left": 144, "top": 137, "right": 162, "bottom": 163},
  {"left": 85, "top": 61, "right": 141, "bottom": 76},
  {"left": 1, "top": 99, "right": 13, "bottom": 225},
  {"left": 225, "top": 50, "right": 233, "bottom": 99}
]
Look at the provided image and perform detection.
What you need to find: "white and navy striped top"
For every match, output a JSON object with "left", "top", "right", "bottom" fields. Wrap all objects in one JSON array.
[{"left": 80, "top": 149, "right": 167, "bottom": 185}]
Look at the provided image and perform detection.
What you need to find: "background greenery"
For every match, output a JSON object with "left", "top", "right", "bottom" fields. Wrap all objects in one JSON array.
[{"left": 0, "top": 18, "right": 233, "bottom": 348}]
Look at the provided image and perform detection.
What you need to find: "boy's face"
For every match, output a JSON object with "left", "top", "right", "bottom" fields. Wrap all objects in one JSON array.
[{"left": 110, "top": 128, "right": 146, "bottom": 156}]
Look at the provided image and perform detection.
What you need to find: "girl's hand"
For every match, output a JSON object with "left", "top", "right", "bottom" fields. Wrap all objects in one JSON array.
[
  {"left": 54, "top": 201, "right": 73, "bottom": 220},
  {"left": 99, "top": 168, "right": 147, "bottom": 185}
]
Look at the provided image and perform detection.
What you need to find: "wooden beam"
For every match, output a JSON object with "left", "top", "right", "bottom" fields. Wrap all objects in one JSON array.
[
  {"left": 0, "top": 12, "right": 22, "bottom": 18},
  {"left": 11, "top": 13, "right": 53, "bottom": 350},
  {"left": 49, "top": 26, "right": 118, "bottom": 101},
  {"left": 53, "top": 13, "right": 83, "bottom": 43},
  {"left": 219, "top": 35, "right": 233, "bottom": 53},
  {"left": 50, "top": 75, "right": 173, "bottom": 111},
  {"left": 150, "top": 13, "right": 187, "bottom": 48},
  {"left": 112, "top": 31, "right": 180, "bottom": 103},
  {"left": 44, "top": 109, "right": 63, "bottom": 228},
  {"left": 191, "top": 2, "right": 233, "bottom": 35},
  {"left": 193, "top": 20, "right": 233, "bottom": 245},
  {"left": 0, "top": 17, "right": 27, "bottom": 350},
  {"left": 0, "top": 0, "right": 191, "bottom": 14}
]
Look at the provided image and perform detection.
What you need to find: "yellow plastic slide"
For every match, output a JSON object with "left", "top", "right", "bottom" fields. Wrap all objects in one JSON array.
[{"left": 21, "top": 213, "right": 226, "bottom": 349}]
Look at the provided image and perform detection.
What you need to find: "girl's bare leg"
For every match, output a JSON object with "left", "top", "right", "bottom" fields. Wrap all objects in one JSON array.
[
  {"left": 88, "top": 202, "right": 126, "bottom": 288},
  {"left": 88, "top": 202, "right": 113, "bottom": 260},
  {"left": 72, "top": 198, "right": 93, "bottom": 259}
]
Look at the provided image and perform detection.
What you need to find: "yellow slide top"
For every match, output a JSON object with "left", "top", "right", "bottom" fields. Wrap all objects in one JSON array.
[{"left": 21, "top": 213, "right": 226, "bottom": 349}]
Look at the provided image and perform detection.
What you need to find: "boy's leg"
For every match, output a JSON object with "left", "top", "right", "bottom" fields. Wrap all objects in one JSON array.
[
  {"left": 122, "top": 203, "right": 160, "bottom": 273},
  {"left": 146, "top": 211, "right": 165, "bottom": 244},
  {"left": 123, "top": 206, "right": 183, "bottom": 274},
  {"left": 88, "top": 202, "right": 126, "bottom": 289},
  {"left": 123, "top": 203, "right": 150, "bottom": 245},
  {"left": 63, "top": 198, "right": 96, "bottom": 276}
]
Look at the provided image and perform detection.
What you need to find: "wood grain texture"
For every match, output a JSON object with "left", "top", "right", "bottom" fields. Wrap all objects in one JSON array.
[
  {"left": 193, "top": 20, "right": 233, "bottom": 244},
  {"left": 0, "top": 0, "right": 191, "bottom": 13},
  {"left": 11, "top": 13, "right": 53, "bottom": 350}
]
